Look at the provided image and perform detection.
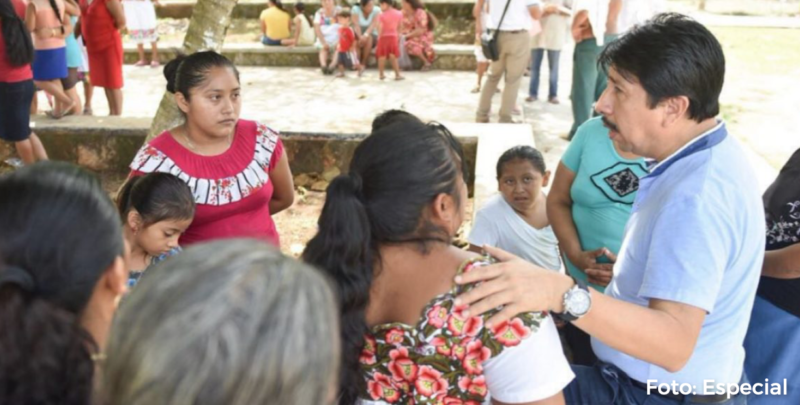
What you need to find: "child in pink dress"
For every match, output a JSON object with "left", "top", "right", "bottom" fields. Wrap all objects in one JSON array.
[{"left": 375, "top": 0, "right": 403, "bottom": 80}]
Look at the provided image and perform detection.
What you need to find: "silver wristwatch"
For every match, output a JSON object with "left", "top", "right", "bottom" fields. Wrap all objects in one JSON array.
[{"left": 554, "top": 280, "right": 592, "bottom": 322}]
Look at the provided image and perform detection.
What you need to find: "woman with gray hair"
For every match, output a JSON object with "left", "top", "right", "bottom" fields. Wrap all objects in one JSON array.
[{"left": 102, "top": 239, "right": 340, "bottom": 405}]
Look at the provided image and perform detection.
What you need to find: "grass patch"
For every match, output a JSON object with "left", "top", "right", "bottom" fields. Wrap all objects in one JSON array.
[{"left": 710, "top": 26, "right": 800, "bottom": 77}]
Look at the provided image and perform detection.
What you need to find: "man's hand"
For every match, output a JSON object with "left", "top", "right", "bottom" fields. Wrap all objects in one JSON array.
[{"left": 454, "top": 245, "right": 574, "bottom": 327}]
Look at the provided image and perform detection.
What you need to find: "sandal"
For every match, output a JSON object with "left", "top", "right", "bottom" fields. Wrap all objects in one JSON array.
[
  {"left": 46, "top": 102, "right": 76, "bottom": 119},
  {"left": 395, "top": 76, "right": 405, "bottom": 81},
  {"left": 421, "top": 64, "right": 431, "bottom": 72},
  {"left": 134, "top": 60, "right": 148, "bottom": 67},
  {"left": 150, "top": 60, "right": 161, "bottom": 68},
  {"left": 83, "top": 106, "right": 93, "bottom": 116}
]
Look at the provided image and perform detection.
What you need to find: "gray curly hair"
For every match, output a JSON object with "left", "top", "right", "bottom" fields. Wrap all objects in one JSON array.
[{"left": 102, "top": 239, "right": 340, "bottom": 405}]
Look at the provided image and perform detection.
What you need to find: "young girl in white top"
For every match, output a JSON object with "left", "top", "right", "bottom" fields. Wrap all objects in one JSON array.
[{"left": 469, "top": 145, "right": 562, "bottom": 271}]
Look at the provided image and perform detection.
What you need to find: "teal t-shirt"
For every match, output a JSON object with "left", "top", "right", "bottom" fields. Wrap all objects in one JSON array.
[
  {"left": 352, "top": 4, "right": 380, "bottom": 31},
  {"left": 561, "top": 117, "right": 647, "bottom": 292}
]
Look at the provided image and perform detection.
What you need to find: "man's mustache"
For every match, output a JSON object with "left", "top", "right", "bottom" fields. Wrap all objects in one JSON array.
[{"left": 602, "top": 116, "right": 620, "bottom": 133}]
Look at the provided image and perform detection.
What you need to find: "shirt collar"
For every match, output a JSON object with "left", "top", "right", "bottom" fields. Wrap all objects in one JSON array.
[{"left": 645, "top": 120, "right": 727, "bottom": 178}]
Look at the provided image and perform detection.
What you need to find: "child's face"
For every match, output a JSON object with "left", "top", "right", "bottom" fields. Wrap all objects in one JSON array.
[
  {"left": 497, "top": 159, "right": 550, "bottom": 212},
  {"left": 338, "top": 15, "right": 350, "bottom": 25},
  {"left": 379, "top": 2, "right": 389, "bottom": 11},
  {"left": 135, "top": 218, "right": 193, "bottom": 257}
]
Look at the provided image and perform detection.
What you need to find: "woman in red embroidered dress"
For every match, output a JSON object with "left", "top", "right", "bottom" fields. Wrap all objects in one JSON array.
[
  {"left": 129, "top": 51, "right": 294, "bottom": 247},
  {"left": 400, "top": 0, "right": 435, "bottom": 71},
  {"left": 303, "top": 115, "right": 572, "bottom": 405}
]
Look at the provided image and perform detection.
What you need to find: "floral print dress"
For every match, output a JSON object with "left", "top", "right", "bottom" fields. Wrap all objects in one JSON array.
[
  {"left": 401, "top": 9, "right": 436, "bottom": 63},
  {"left": 359, "top": 257, "right": 574, "bottom": 404}
]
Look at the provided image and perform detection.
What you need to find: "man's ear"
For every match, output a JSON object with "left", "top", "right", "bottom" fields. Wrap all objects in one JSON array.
[{"left": 661, "top": 95, "right": 691, "bottom": 128}]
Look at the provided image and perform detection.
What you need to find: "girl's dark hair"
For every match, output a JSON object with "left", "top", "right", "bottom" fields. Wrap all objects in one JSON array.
[
  {"left": 0, "top": 0, "right": 34, "bottom": 66},
  {"left": 404, "top": 0, "right": 435, "bottom": 30},
  {"left": 378, "top": 0, "right": 393, "bottom": 6},
  {"left": 294, "top": 2, "right": 312, "bottom": 26},
  {"left": 0, "top": 161, "right": 125, "bottom": 405},
  {"left": 163, "top": 51, "right": 240, "bottom": 99},
  {"left": 47, "top": 0, "right": 62, "bottom": 24},
  {"left": 360, "top": 0, "right": 371, "bottom": 8},
  {"left": 302, "top": 120, "right": 468, "bottom": 405},
  {"left": 117, "top": 173, "right": 196, "bottom": 226},
  {"left": 496, "top": 145, "right": 546, "bottom": 178},
  {"left": 370, "top": 109, "right": 421, "bottom": 132},
  {"left": 270, "top": 0, "right": 286, "bottom": 12}
]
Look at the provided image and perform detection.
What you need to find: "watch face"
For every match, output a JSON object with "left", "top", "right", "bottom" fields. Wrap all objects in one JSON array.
[{"left": 567, "top": 289, "right": 591, "bottom": 316}]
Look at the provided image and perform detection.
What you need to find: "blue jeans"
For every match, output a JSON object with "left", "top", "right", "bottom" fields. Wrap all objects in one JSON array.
[
  {"left": 529, "top": 48, "right": 560, "bottom": 99},
  {"left": 261, "top": 35, "right": 282, "bottom": 46},
  {"left": 565, "top": 363, "right": 748, "bottom": 405}
]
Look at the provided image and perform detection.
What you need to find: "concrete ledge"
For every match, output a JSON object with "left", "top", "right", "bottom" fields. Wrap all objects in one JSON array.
[
  {"left": 17, "top": 116, "right": 532, "bottom": 218},
  {"left": 124, "top": 42, "right": 476, "bottom": 70},
  {"left": 156, "top": 0, "right": 474, "bottom": 20}
]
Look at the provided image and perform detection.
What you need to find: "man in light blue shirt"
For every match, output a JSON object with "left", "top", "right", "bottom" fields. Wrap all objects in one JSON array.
[{"left": 455, "top": 13, "right": 764, "bottom": 405}]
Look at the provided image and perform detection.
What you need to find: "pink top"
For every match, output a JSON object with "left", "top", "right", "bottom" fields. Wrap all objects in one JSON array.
[
  {"left": 31, "top": 0, "right": 67, "bottom": 50},
  {"left": 129, "top": 120, "right": 284, "bottom": 247},
  {"left": 0, "top": 0, "right": 33, "bottom": 82},
  {"left": 378, "top": 8, "right": 403, "bottom": 37}
]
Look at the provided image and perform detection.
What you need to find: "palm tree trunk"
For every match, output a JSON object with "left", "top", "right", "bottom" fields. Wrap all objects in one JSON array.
[{"left": 146, "top": 0, "right": 239, "bottom": 141}]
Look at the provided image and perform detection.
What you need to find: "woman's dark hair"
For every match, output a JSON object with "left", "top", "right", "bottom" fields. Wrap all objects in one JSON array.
[
  {"left": 47, "top": 0, "right": 62, "bottom": 24},
  {"left": 360, "top": 0, "right": 372, "bottom": 8},
  {"left": 378, "top": 0, "right": 393, "bottom": 6},
  {"left": 163, "top": 51, "right": 240, "bottom": 99},
  {"left": 294, "top": 2, "right": 312, "bottom": 26},
  {"left": 598, "top": 13, "right": 724, "bottom": 123},
  {"left": 0, "top": 0, "right": 34, "bottom": 66},
  {"left": 302, "top": 119, "right": 468, "bottom": 405},
  {"left": 370, "top": 109, "right": 421, "bottom": 132},
  {"left": 0, "top": 161, "right": 125, "bottom": 405},
  {"left": 496, "top": 145, "right": 546, "bottom": 178},
  {"left": 403, "top": 0, "right": 435, "bottom": 30},
  {"left": 117, "top": 173, "right": 196, "bottom": 226},
  {"left": 269, "top": 0, "right": 286, "bottom": 12}
]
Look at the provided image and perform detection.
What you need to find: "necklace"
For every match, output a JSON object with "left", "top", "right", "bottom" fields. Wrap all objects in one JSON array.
[{"left": 181, "top": 126, "right": 233, "bottom": 155}]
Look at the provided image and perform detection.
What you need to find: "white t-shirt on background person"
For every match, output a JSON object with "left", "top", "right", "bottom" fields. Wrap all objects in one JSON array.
[{"left": 469, "top": 194, "right": 563, "bottom": 272}]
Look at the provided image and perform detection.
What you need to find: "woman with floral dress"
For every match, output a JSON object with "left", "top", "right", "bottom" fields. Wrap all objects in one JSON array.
[
  {"left": 304, "top": 117, "right": 572, "bottom": 405},
  {"left": 128, "top": 51, "right": 294, "bottom": 247},
  {"left": 400, "top": 0, "right": 435, "bottom": 70}
]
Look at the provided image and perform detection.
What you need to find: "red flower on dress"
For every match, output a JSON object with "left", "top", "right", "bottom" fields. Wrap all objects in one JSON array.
[
  {"left": 458, "top": 375, "right": 488, "bottom": 397},
  {"left": 367, "top": 372, "right": 401, "bottom": 403},
  {"left": 452, "top": 341, "right": 467, "bottom": 360},
  {"left": 427, "top": 305, "right": 449, "bottom": 328},
  {"left": 447, "top": 308, "right": 483, "bottom": 337},
  {"left": 386, "top": 327, "right": 405, "bottom": 345},
  {"left": 442, "top": 397, "right": 464, "bottom": 405},
  {"left": 431, "top": 336, "right": 452, "bottom": 356},
  {"left": 491, "top": 318, "right": 531, "bottom": 347},
  {"left": 388, "top": 347, "right": 418, "bottom": 382},
  {"left": 462, "top": 339, "right": 491, "bottom": 375},
  {"left": 360, "top": 335, "right": 378, "bottom": 365},
  {"left": 414, "top": 366, "right": 449, "bottom": 397}
]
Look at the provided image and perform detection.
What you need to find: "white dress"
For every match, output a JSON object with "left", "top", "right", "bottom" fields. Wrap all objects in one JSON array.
[{"left": 123, "top": 0, "right": 158, "bottom": 44}]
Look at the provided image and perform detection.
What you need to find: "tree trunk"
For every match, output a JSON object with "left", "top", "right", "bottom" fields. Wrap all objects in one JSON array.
[
  {"left": 698, "top": 0, "right": 706, "bottom": 11},
  {"left": 146, "top": 0, "right": 239, "bottom": 141}
]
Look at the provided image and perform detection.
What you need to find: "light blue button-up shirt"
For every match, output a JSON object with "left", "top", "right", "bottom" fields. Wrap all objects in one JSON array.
[{"left": 592, "top": 122, "right": 765, "bottom": 389}]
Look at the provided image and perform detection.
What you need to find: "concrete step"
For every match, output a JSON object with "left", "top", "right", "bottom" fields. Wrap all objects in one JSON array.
[
  {"left": 156, "top": 0, "right": 473, "bottom": 20},
  {"left": 124, "top": 42, "right": 477, "bottom": 70}
]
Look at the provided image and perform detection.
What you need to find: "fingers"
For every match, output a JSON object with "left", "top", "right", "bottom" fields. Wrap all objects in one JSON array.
[
  {"left": 454, "top": 270, "right": 512, "bottom": 309},
  {"left": 454, "top": 261, "right": 504, "bottom": 285},
  {"left": 481, "top": 244, "right": 519, "bottom": 262},
  {"left": 586, "top": 268, "right": 612, "bottom": 286},
  {"left": 486, "top": 304, "right": 521, "bottom": 328},
  {"left": 593, "top": 263, "right": 614, "bottom": 272},
  {"left": 604, "top": 249, "right": 618, "bottom": 263},
  {"left": 590, "top": 247, "right": 608, "bottom": 258}
]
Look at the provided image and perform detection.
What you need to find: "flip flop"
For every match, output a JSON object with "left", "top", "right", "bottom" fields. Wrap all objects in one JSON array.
[
  {"left": 150, "top": 61, "right": 161, "bottom": 68},
  {"left": 395, "top": 76, "right": 405, "bottom": 81},
  {"left": 134, "top": 60, "right": 148, "bottom": 67}
]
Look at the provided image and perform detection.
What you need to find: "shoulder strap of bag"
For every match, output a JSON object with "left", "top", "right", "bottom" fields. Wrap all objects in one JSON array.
[{"left": 493, "top": 0, "right": 514, "bottom": 39}]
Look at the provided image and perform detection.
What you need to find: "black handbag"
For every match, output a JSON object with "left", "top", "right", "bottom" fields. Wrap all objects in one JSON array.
[{"left": 481, "top": 0, "right": 513, "bottom": 61}]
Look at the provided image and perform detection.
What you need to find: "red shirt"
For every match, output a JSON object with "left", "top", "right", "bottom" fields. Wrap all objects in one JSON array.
[
  {"left": 0, "top": 0, "right": 33, "bottom": 83},
  {"left": 338, "top": 26, "right": 355, "bottom": 52},
  {"left": 129, "top": 120, "right": 284, "bottom": 247},
  {"left": 378, "top": 8, "right": 403, "bottom": 37},
  {"left": 79, "top": 0, "right": 122, "bottom": 52}
]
